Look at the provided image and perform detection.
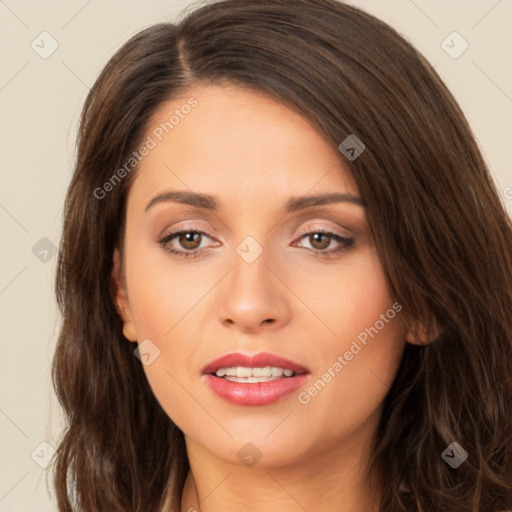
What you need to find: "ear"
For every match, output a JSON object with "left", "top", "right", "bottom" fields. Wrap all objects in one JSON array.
[{"left": 111, "top": 248, "right": 138, "bottom": 342}]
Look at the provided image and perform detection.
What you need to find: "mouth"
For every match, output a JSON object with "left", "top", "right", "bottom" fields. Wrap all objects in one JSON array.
[
  {"left": 202, "top": 350, "right": 310, "bottom": 377},
  {"left": 201, "top": 351, "right": 311, "bottom": 406}
]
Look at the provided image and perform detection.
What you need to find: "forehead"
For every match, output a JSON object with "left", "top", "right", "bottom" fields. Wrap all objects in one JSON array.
[{"left": 128, "top": 83, "right": 359, "bottom": 210}]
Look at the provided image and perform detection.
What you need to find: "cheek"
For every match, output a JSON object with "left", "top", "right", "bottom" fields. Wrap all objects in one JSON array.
[
  {"left": 293, "top": 249, "right": 406, "bottom": 427},
  {"left": 292, "top": 246, "right": 402, "bottom": 343},
  {"left": 126, "top": 281, "right": 200, "bottom": 433},
  {"left": 124, "top": 241, "right": 212, "bottom": 430},
  {"left": 331, "top": 251, "right": 406, "bottom": 386},
  {"left": 125, "top": 236, "right": 202, "bottom": 340}
]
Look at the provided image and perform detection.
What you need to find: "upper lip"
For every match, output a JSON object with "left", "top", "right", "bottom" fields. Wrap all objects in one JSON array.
[{"left": 202, "top": 351, "right": 311, "bottom": 375}]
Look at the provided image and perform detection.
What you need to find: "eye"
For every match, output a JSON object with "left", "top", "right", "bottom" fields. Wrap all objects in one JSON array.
[
  {"left": 157, "top": 229, "right": 216, "bottom": 259},
  {"left": 293, "top": 229, "right": 355, "bottom": 257},
  {"left": 157, "top": 227, "right": 355, "bottom": 259}
]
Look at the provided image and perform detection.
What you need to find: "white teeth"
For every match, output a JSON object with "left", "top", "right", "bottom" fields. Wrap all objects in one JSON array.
[
  {"left": 236, "top": 366, "right": 253, "bottom": 378},
  {"left": 224, "top": 376, "right": 282, "bottom": 383},
  {"left": 214, "top": 366, "right": 296, "bottom": 379},
  {"left": 252, "top": 367, "right": 270, "bottom": 377}
]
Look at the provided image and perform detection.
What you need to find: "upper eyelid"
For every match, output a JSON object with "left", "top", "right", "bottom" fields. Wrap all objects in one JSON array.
[{"left": 159, "top": 217, "right": 353, "bottom": 236}]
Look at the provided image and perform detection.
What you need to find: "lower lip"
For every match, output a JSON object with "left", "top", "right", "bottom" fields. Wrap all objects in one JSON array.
[{"left": 203, "top": 373, "right": 310, "bottom": 406}]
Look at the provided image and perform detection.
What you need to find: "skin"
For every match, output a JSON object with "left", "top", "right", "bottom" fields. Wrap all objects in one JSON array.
[{"left": 111, "top": 82, "right": 426, "bottom": 512}]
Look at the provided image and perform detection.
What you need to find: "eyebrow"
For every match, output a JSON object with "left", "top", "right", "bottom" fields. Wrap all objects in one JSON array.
[{"left": 144, "top": 190, "right": 365, "bottom": 214}]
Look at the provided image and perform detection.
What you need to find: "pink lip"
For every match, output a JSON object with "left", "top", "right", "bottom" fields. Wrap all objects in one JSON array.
[
  {"left": 201, "top": 351, "right": 311, "bottom": 406},
  {"left": 204, "top": 373, "right": 309, "bottom": 406}
]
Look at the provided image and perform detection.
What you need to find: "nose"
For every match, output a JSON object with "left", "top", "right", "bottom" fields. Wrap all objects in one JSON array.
[{"left": 216, "top": 247, "right": 291, "bottom": 334}]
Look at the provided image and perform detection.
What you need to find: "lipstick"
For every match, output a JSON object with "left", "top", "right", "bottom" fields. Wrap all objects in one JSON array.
[{"left": 201, "top": 351, "right": 311, "bottom": 406}]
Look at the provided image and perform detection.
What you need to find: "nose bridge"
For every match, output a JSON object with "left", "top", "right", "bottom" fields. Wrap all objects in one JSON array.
[
  {"left": 216, "top": 232, "right": 290, "bottom": 330},
  {"left": 230, "top": 233, "right": 275, "bottom": 304}
]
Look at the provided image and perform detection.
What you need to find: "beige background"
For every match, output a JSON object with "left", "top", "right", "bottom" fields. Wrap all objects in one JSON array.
[{"left": 0, "top": 0, "right": 511, "bottom": 510}]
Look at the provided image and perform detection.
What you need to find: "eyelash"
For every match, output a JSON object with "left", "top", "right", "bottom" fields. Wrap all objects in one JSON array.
[{"left": 157, "top": 227, "right": 355, "bottom": 259}]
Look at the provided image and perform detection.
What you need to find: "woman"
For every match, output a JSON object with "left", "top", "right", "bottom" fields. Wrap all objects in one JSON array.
[{"left": 51, "top": 0, "right": 512, "bottom": 510}]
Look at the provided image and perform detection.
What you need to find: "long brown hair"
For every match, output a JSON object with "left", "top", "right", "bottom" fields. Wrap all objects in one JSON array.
[{"left": 51, "top": 0, "right": 512, "bottom": 510}]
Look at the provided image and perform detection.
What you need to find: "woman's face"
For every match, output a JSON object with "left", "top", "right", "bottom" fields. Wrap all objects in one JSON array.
[{"left": 113, "top": 82, "right": 409, "bottom": 468}]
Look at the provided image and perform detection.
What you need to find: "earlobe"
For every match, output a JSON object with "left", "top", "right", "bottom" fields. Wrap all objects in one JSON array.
[
  {"left": 405, "top": 322, "right": 441, "bottom": 346},
  {"left": 111, "top": 248, "right": 138, "bottom": 342},
  {"left": 405, "top": 331, "right": 429, "bottom": 345}
]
